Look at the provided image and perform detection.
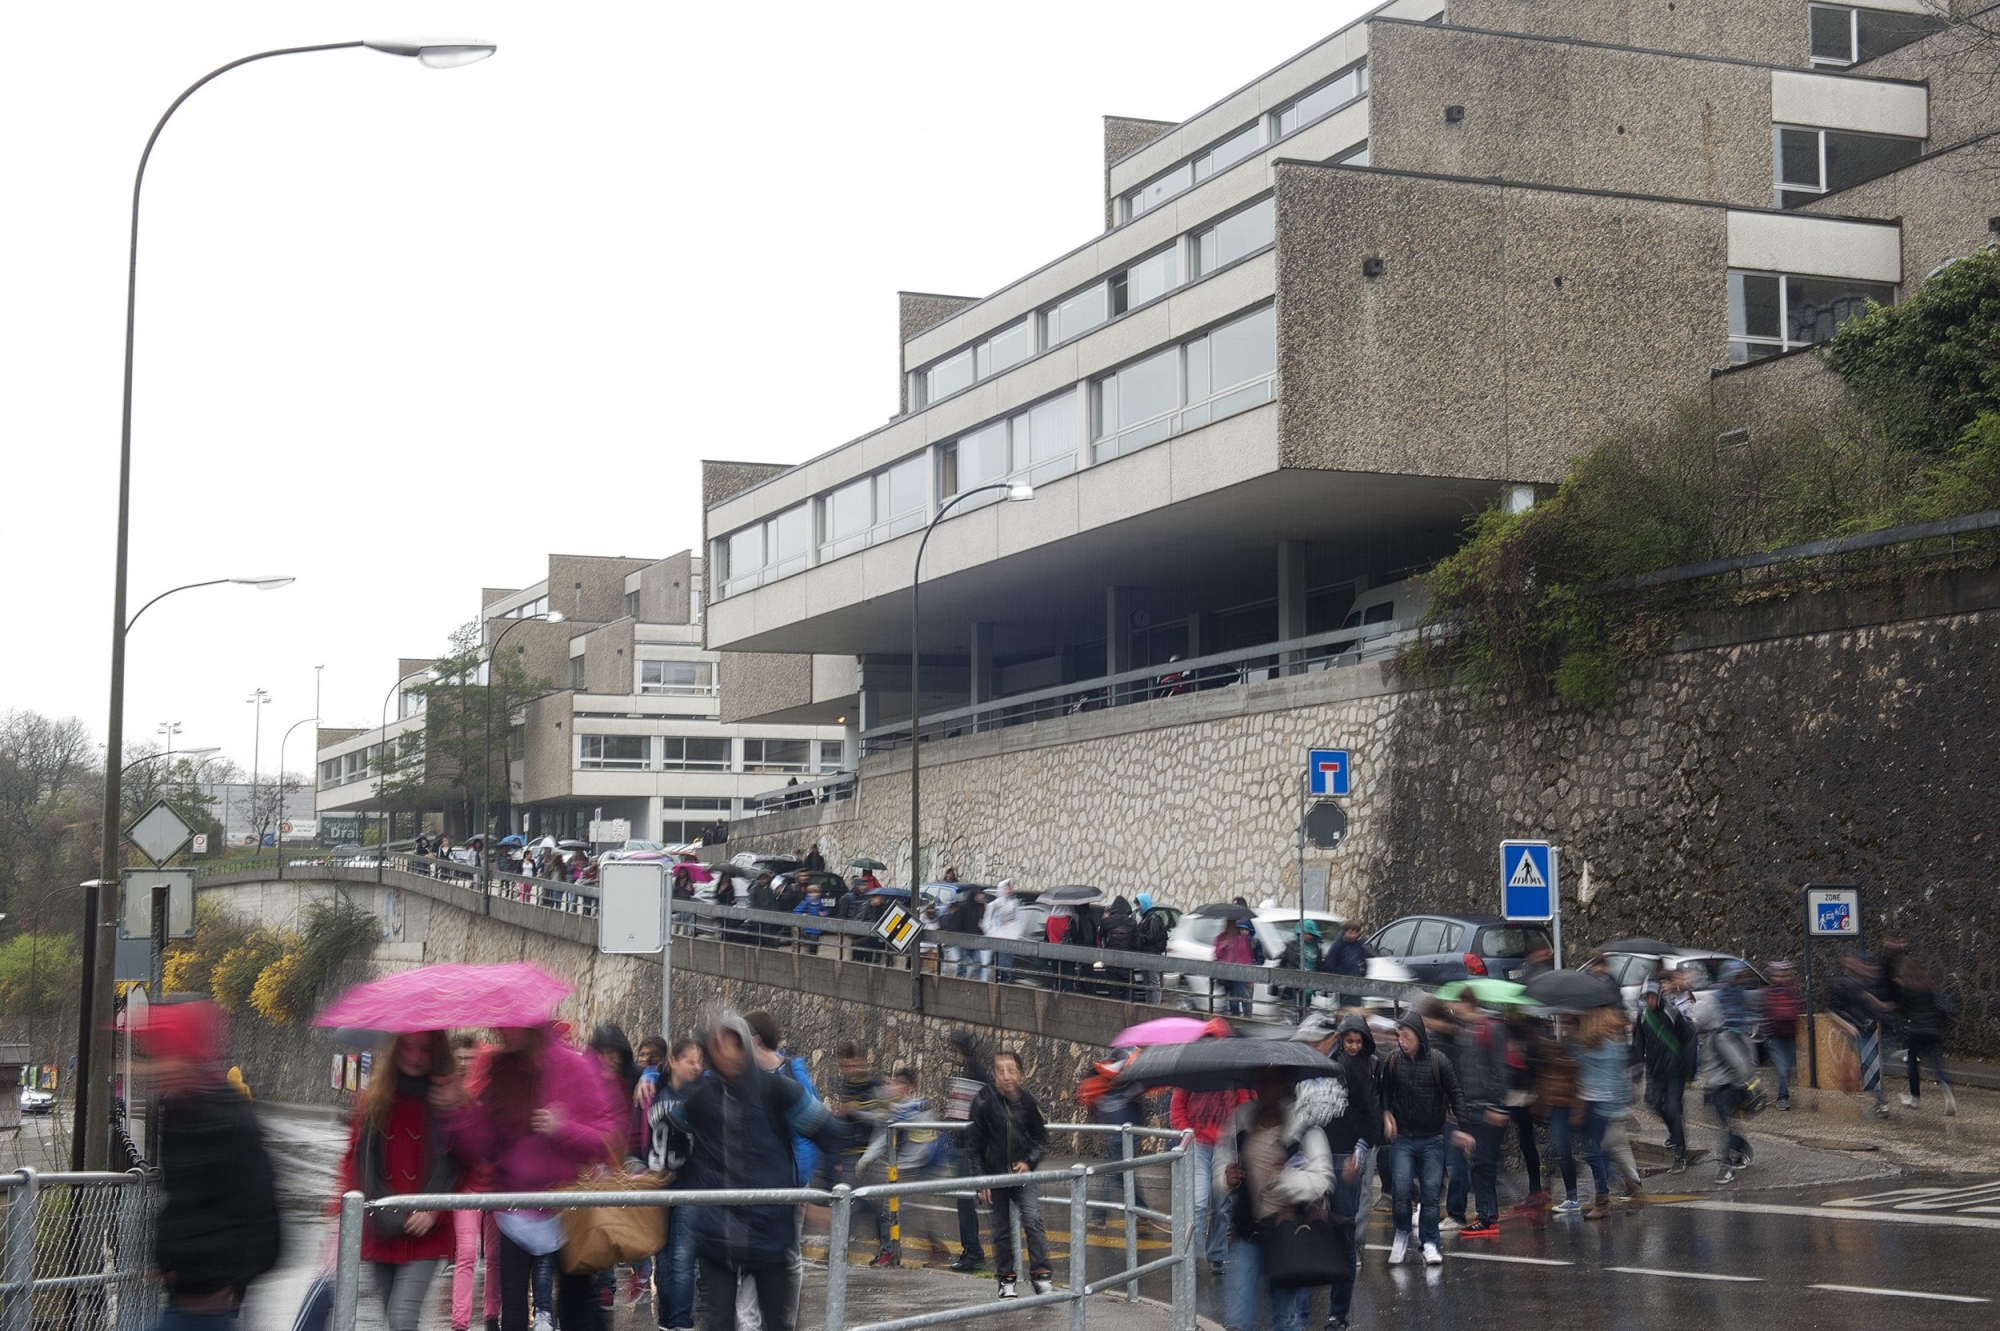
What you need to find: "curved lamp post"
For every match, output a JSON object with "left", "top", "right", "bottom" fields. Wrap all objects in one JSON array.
[
  {"left": 481, "top": 613, "right": 563, "bottom": 903},
  {"left": 273, "top": 716, "right": 319, "bottom": 869},
  {"left": 908, "top": 483, "right": 1033, "bottom": 934},
  {"left": 126, "top": 576, "right": 293, "bottom": 633},
  {"left": 82, "top": 39, "right": 496, "bottom": 1170}
]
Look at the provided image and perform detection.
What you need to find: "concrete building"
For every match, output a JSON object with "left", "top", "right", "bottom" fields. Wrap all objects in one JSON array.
[
  {"left": 702, "top": 0, "right": 1993, "bottom": 762},
  {"left": 315, "top": 553, "right": 847, "bottom": 846}
]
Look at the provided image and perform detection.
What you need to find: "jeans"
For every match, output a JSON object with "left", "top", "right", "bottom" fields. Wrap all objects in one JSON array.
[
  {"left": 1766, "top": 1035, "right": 1796, "bottom": 1101},
  {"left": 1325, "top": 1159, "right": 1366, "bottom": 1325},
  {"left": 1465, "top": 1114, "right": 1504, "bottom": 1223},
  {"left": 696, "top": 1258, "right": 793, "bottom": 1331},
  {"left": 988, "top": 1185, "right": 1050, "bottom": 1280},
  {"left": 995, "top": 951, "right": 1016, "bottom": 984},
  {"left": 1094, "top": 1123, "right": 1151, "bottom": 1209},
  {"left": 372, "top": 1261, "right": 439, "bottom": 1331},
  {"left": 1510, "top": 1106, "right": 1543, "bottom": 1196},
  {"left": 1710, "top": 1085, "right": 1748, "bottom": 1166},
  {"left": 1907, "top": 1033, "right": 1951, "bottom": 1098},
  {"left": 1646, "top": 1075, "right": 1686, "bottom": 1156},
  {"left": 1547, "top": 1110, "right": 1579, "bottom": 1200},
  {"left": 1578, "top": 1102, "right": 1613, "bottom": 1197},
  {"left": 452, "top": 1207, "right": 500, "bottom": 1329},
  {"left": 1222, "top": 1233, "right": 1309, "bottom": 1331},
  {"left": 499, "top": 1230, "right": 597, "bottom": 1331},
  {"left": 655, "top": 1205, "right": 697, "bottom": 1329},
  {"left": 946, "top": 946, "right": 968, "bottom": 978},
  {"left": 1191, "top": 1141, "right": 1230, "bottom": 1263},
  {"left": 1222, "top": 981, "right": 1251, "bottom": 1018},
  {"left": 1445, "top": 1134, "right": 1468, "bottom": 1223},
  {"left": 1390, "top": 1134, "right": 1445, "bottom": 1247}
]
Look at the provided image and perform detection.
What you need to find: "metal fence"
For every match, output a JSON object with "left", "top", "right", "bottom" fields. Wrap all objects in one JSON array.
[
  {"left": 0, "top": 1169, "right": 156, "bottom": 1331},
  {"left": 333, "top": 1126, "right": 1195, "bottom": 1331}
]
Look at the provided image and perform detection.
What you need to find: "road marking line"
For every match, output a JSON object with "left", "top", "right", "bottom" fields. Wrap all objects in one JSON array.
[
  {"left": 1364, "top": 1244, "right": 1394, "bottom": 1252},
  {"left": 1668, "top": 1199, "right": 2000, "bottom": 1231},
  {"left": 1808, "top": 1284, "right": 1989, "bottom": 1304},
  {"left": 1446, "top": 1252, "right": 1572, "bottom": 1266},
  {"left": 1606, "top": 1266, "right": 1762, "bottom": 1283}
]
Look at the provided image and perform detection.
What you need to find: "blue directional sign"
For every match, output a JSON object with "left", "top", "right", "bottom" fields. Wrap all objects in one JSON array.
[
  {"left": 1308, "top": 749, "right": 1351, "bottom": 798},
  {"left": 1500, "top": 840, "right": 1555, "bottom": 921},
  {"left": 1807, "top": 886, "right": 1860, "bottom": 938}
]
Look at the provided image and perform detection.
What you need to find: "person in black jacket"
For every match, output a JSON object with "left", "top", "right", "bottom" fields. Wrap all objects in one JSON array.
[
  {"left": 1380, "top": 1011, "right": 1471, "bottom": 1266},
  {"left": 1632, "top": 982, "right": 1697, "bottom": 1171},
  {"left": 135, "top": 1001, "right": 281, "bottom": 1328},
  {"left": 961, "top": 1051, "right": 1050, "bottom": 1300}
]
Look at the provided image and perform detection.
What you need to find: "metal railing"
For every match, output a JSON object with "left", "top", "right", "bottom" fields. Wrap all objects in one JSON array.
[
  {"left": 861, "top": 617, "right": 1421, "bottom": 755},
  {"left": 1599, "top": 507, "right": 2000, "bottom": 595},
  {"left": 0, "top": 1169, "right": 156, "bottom": 1331},
  {"left": 332, "top": 1126, "right": 1196, "bottom": 1331},
  {"left": 747, "top": 770, "right": 859, "bottom": 814}
]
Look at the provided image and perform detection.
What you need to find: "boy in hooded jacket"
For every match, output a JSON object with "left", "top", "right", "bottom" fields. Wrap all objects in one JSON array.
[{"left": 1380, "top": 1012, "right": 1471, "bottom": 1266}]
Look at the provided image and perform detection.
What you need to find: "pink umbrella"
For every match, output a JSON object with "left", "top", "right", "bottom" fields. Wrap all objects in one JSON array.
[
  {"left": 1113, "top": 1016, "right": 1210, "bottom": 1047},
  {"left": 313, "top": 962, "right": 572, "bottom": 1033}
]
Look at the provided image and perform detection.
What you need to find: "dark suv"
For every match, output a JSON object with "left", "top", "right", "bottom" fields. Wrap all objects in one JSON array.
[{"left": 1368, "top": 913, "right": 1552, "bottom": 984}]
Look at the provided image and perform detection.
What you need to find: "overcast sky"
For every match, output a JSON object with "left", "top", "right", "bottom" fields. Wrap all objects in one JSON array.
[{"left": 2, "top": 0, "right": 1372, "bottom": 778}]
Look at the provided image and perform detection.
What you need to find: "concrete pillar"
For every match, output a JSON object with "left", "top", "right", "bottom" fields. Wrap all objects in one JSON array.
[
  {"left": 1277, "top": 540, "right": 1309, "bottom": 673},
  {"left": 841, "top": 720, "right": 861, "bottom": 770},
  {"left": 969, "top": 622, "right": 997, "bottom": 732},
  {"left": 1106, "top": 587, "right": 1133, "bottom": 675}
]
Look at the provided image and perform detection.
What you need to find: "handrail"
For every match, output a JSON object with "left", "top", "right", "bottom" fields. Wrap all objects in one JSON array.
[{"left": 1599, "top": 507, "right": 2000, "bottom": 591}]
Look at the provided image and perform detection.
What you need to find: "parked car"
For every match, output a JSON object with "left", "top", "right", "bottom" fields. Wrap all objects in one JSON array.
[
  {"left": 1367, "top": 913, "right": 1552, "bottom": 984},
  {"left": 1604, "top": 948, "right": 1765, "bottom": 1026},
  {"left": 1162, "top": 906, "right": 1348, "bottom": 1017},
  {"left": 20, "top": 1088, "right": 54, "bottom": 1115}
]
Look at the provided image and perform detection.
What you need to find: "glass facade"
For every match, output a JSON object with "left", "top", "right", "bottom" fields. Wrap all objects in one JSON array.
[
  {"left": 1808, "top": 4, "right": 1948, "bottom": 67},
  {"left": 579, "top": 734, "right": 650, "bottom": 769},
  {"left": 818, "top": 454, "right": 930, "bottom": 560},
  {"left": 1194, "top": 198, "right": 1276, "bottom": 278},
  {"left": 742, "top": 739, "right": 811, "bottom": 773},
  {"left": 922, "top": 320, "right": 1029, "bottom": 405},
  {"left": 1728, "top": 270, "right": 1894, "bottom": 362},
  {"left": 716, "top": 504, "right": 809, "bottom": 597},
  {"left": 639, "top": 659, "right": 717, "bottom": 696},
  {"left": 659, "top": 736, "right": 732, "bottom": 771},
  {"left": 1093, "top": 305, "right": 1275, "bottom": 461},
  {"left": 1274, "top": 60, "right": 1368, "bottom": 138},
  {"left": 1775, "top": 125, "right": 1923, "bottom": 208}
]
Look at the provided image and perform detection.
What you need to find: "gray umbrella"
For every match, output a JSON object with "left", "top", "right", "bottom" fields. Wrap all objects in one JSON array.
[
  {"left": 1041, "top": 885, "right": 1104, "bottom": 906},
  {"left": 1190, "top": 902, "right": 1256, "bottom": 922},
  {"left": 1108, "top": 1036, "right": 1336, "bottom": 1092},
  {"left": 1523, "top": 968, "right": 1621, "bottom": 1010}
]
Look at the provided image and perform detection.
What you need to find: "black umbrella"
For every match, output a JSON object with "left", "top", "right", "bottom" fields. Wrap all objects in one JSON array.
[
  {"left": 1109, "top": 1037, "right": 1336, "bottom": 1093},
  {"left": 1600, "top": 938, "right": 1679, "bottom": 956},
  {"left": 1042, "top": 884, "right": 1104, "bottom": 906},
  {"left": 1523, "top": 968, "right": 1621, "bottom": 1010},
  {"left": 1190, "top": 902, "right": 1255, "bottom": 922}
]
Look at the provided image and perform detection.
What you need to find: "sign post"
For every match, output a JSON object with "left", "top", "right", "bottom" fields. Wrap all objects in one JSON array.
[
  {"left": 1800, "top": 882, "right": 1861, "bottom": 1089},
  {"left": 1298, "top": 750, "right": 1353, "bottom": 1020},
  {"left": 598, "top": 861, "right": 670, "bottom": 1040},
  {"left": 1500, "top": 840, "right": 1559, "bottom": 966}
]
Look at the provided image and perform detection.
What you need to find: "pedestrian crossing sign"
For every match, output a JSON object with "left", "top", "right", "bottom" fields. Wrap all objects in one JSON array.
[{"left": 1500, "top": 840, "right": 1555, "bottom": 921}]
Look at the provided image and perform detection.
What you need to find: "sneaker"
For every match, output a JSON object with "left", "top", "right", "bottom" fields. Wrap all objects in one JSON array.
[
  {"left": 1327, "top": 1321, "right": 1349, "bottom": 1331},
  {"left": 1873, "top": 1103, "right": 1891, "bottom": 1118},
  {"left": 871, "top": 1250, "right": 895, "bottom": 1269},
  {"left": 1944, "top": 1086, "right": 1958, "bottom": 1117},
  {"left": 1552, "top": 1199, "right": 1581, "bottom": 1215},
  {"left": 1460, "top": 1221, "right": 1501, "bottom": 1238},
  {"left": 1778, "top": 1098, "right": 1792, "bottom": 1111},
  {"left": 949, "top": 1255, "right": 986, "bottom": 1274},
  {"left": 1031, "top": 1276, "right": 1054, "bottom": 1296},
  {"left": 1716, "top": 1167, "right": 1737, "bottom": 1185},
  {"left": 1422, "top": 1243, "right": 1444, "bottom": 1266},
  {"left": 1669, "top": 1155, "right": 1687, "bottom": 1174},
  {"left": 1436, "top": 1216, "right": 1462, "bottom": 1234},
  {"left": 997, "top": 1278, "right": 1018, "bottom": 1300},
  {"left": 534, "top": 1314, "right": 553, "bottom": 1331},
  {"left": 1388, "top": 1232, "right": 1410, "bottom": 1265},
  {"left": 1901, "top": 1093, "right": 1918, "bottom": 1108}
]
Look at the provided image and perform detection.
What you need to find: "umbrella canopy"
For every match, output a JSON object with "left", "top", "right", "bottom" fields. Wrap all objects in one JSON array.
[
  {"left": 1523, "top": 968, "right": 1621, "bottom": 1011},
  {"left": 314, "top": 962, "right": 571, "bottom": 1033},
  {"left": 1041, "top": 885, "right": 1104, "bottom": 906},
  {"left": 1113, "top": 1017, "right": 1210, "bottom": 1047},
  {"left": 1109, "top": 1037, "right": 1336, "bottom": 1093},
  {"left": 865, "top": 885, "right": 912, "bottom": 899},
  {"left": 846, "top": 857, "right": 888, "bottom": 872},
  {"left": 1190, "top": 902, "right": 1256, "bottom": 922},
  {"left": 1599, "top": 937, "right": 1680, "bottom": 956},
  {"left": 755, "top": 857, "right": 805, "bottom": 874},
  {"left": 1436, "top": 979, "right": 1539, "bottom": 1007},
  {"left": 528, "top": 836, "right": 559, "bottom": 851},
  {"left": 557, "top": 840, "right": 591, "bottom": 851},
  {"left": 498, "top": 835, "right": 526, "bottom": 847}
]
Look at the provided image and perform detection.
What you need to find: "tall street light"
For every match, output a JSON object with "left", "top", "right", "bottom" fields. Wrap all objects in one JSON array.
[
  {"left": 481, "top": 613, "right": 562, "bottom": 903},
  {"left": 246, "top": 688, "right": 270, "bottom": 842},
  {"left": 83, "top": 37, "right": 496, "bottom": 1172},
  {"left": 908, "top": 483, "right": 1033, "bottom": 942},
  {"left": 376, "top": 666, "right": 435, "bottom": 858},
  {"left": 274, "top": 716, "right": 319, "bottom": 869}
]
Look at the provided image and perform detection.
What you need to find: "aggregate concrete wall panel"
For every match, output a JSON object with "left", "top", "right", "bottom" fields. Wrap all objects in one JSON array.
[
  {"left": 1800, "top": 140, "right": 2000, "bottom": 288},
  {"left": 1853, "top": 23, "right": 2000, "bottom": 147},
  {"left": 1443, "top": 0, "right": 1811, "bottom": 66},
  {"left": 719, "top": 652, "right": 812, "bottom": 724},
  {"left": 1275, "top": 163, "right": 1730, "bottom": 484},
  {"left": 1726, "top": 210, "right": 1902, "bottom": 278},
  {"left": 1369, "top": 20, "right": 1776, "bottom": 205},
  {"left": 1770, "top": 68, "right": 1929, "bottom": 135}
]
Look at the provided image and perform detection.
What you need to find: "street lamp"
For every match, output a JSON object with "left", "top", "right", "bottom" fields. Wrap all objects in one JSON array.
[
  {"left": 119, "top": 745, "right": 219, "bottom": 777},
  {"left": 126, "top": 576, "right": 295, "bottom": 634},
  {"left": 374, "top": 666, "right": 435, "bottom": 857},
  {"left": 907, "top": 482, "right": 1033, "bottom": 923},
  {"left": 83, "top": 37, "right": 496, "bottom": 1172},
  {"left": 481, "top": 613, "right": 563, "bottom": 903},
  {"left": 274, "top": 716, "right": 319, "bottom": 867}
]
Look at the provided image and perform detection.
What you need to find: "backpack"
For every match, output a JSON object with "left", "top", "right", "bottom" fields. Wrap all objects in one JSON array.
[
  {"left": 1138, "top": 912, "right": 1170, "bottom": 955},
  {"left": 1103, "top": 915, "right": 1138, "bottom": 953}
]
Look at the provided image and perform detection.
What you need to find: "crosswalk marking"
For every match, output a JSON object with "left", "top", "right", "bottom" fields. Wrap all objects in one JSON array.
[
  {"left": 1607, "top": 1266, "right": 1761, "bottom": 1283},
  {"left": 1669, "top": 1198, "right": 2000, "bottom": 1231},
  {"left": 1809, "top": 1283, "right": 1990, "bottom": 1304},
  {"left": 1447, "top": 1252, "right": 1572, "bottom": 1267}
]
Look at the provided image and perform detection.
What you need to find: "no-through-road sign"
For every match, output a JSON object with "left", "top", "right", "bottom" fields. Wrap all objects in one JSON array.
[
  {"left": 1308, "top": 749, "right": 1350, "bottom": 797},
  {"left": 1500, "top": 840, "right": 1555, "bottom": 921}
]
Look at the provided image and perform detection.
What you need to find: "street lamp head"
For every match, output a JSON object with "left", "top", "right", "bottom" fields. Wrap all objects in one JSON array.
[
  {"left": 231, "top": 576, "right": 295, "bottom": 590},
  {"left": 1006, "top": 484, "right": 1035, "bottom": 502},
  {"left": 363, "top": 39, "right": 498, "bottom": 69},
  {"left": 546, "top": 611, "right": 566, "bottom": 624},
  {"left": 181, "top": 747, "right": 221, "bottom": 760}
]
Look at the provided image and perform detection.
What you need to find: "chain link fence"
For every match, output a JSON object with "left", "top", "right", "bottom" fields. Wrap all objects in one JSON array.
[{"left": 0, "top": 1169, "right": 156, "bottom": 1331}]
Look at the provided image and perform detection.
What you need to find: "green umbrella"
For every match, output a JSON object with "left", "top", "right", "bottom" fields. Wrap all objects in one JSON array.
[{"left": 1436, "top": 978, "right": 1539, "bottom": 1006}]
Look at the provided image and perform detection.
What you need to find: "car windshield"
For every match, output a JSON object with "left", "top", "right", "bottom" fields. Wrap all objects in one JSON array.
[
  {"left": 1675, "top": 957, "right": 1727, "bottom": 989},
  {"left": 1479, "top": 927, "right": 1550, "bottom": 957}
]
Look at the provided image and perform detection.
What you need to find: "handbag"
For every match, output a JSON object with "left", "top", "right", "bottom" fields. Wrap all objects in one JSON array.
[
  {"left": 557, "top": 1154, "right": 667, "bottom": 1275},
  {"left": 1260, "top": 1211, "right": 1347, "bottom": 1289}
]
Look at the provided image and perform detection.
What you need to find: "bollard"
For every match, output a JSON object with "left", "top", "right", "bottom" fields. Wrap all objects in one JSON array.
[
  {"left": 1171, "top": 1132, "right": 1195, "bottom": 1331},
  {"left": 332, "top": 1191, "right": 364, "bottom": 1331},
  {"left": 826, "top": 1184, "right": 854, "bottom": 1331},
  {"left": 887, "top": 1126, "right": 901, "bottom": 1263},
  {"left": 1121, "top": 1127, "right": 1139, "bottom": 1302},
  {"left": 1069, "top": 1164, "right": 1089, "bottom": 1331},
  {"left": 1, "top": 1171, "right": 37, "bottom": 1331}
]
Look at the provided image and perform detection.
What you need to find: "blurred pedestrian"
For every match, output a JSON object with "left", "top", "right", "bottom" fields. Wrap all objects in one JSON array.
[
  {"left": 1215, "top": 923, "right": 1256, "bottom": 1018},
  {"left": 1381, "top": 1011, "right": 1470, "bottom": 1265},
  {"left": 942, "top": 1030, "right": 994, "bottom": 1273},
  {"left": 1214, "top": 1069, "right": 1333, "bottom": 1331},
  {"left": 1446, "top": 994, "right": 1509, "bottom": 1237},
  {"left": 1632, "top": 982, "right": 1695, "bottom": 1172},
  {"left": 1501, "top": 1010, "right": 1544, "bottom": 1209},
  {"left": 1533, "top": 1019, "right": 1583, "bottom": 1213},
  {"left": 1321, "top": 921, "right": 1372, "bottom": 1010},
  {"left": 1760, "top": 961, "right": 1802, "bottom": 1110},
  {"left": 964, "top": 1051, "right": 1051, "bottom": 1299},
  {"left": 791, "top": 883, "right": 831, "bottom": 954},
  {"left": 1697, "top": 1002, "right": 1757, "bottom": 1183},
  {"left": 645, "top": 1037, "right": 705, "bottom": 1331},
  {"left": 983, "top": 881, "right": 1025, "bottom": 983},
  {"left": 1568, "top": 1005, "right": 1638, "bottom": 1217},
  {"left": 1080, "top": 1049, "right": 1153, "bottom": 1217},
  {"left": 1170, "top": 1020, "right": 1248, "bottom": 1276},
  {"left": 135, "top": 1000, "right": 281, "bottom": 1331},
  {"left": 341, "top": 1031, "right": 460, "bottom": 1331},
  {"left": 1289, "top": 1013, "right": 1371, "bottom": 1331},
  {"left": 1829, "top": 954, "right": 1893, "bottom": 1117},
  {"left": 1897, "top": 961, "right": 1957, "bottom": 1115},
  {"left": 856, "top": 1068, "right": 943, "bottom": 1264},
  {"left": 436, "top": 1023, "right": 624, "bottom": 1331},
  {"left": 1135, "top": 893, "right": 1170, "bottom": 1004},
  {"left": 446, "top": 1034, "right": 501, "bottom": 1331}
]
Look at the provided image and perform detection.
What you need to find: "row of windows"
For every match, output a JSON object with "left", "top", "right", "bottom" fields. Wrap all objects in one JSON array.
[
  {"left": 1727, "top": 269, "right": 1895, "bottom": 363},
  {"left": 576, "top": 735, "right": 844, "bottom": 773},
  {"left": 317, "top": 737, "right": 421, "bottom": 789},
  {"left": 720, "top": 300, "right": 1280, "bottom": 596},
  {"left": 1120, "top": 59, "right": 1366, "bottom": 223},
  {"left": 913, "top": 194, "right": 1278, "bottom": 410},
  {"left": 499, "top": 594, "right": 549, "bottom": 620},
  {"left": 639, "top": 659, "right": 717, "bottom": 696},
  {"left": 1808, "top": 3, "right": 1947, "bottom": 68},
  {"left": 1774, "top": 124, "right": 1922, "bottom": 209}
]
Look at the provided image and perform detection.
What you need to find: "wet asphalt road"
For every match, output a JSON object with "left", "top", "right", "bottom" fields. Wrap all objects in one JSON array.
[{"left": 254, "top": 1109, "right": 1998, "bottom": 1330}]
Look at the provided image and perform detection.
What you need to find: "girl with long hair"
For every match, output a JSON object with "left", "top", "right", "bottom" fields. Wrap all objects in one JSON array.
[{"left": 339, "top": 1030, "right": 460, "bottom": 1331}]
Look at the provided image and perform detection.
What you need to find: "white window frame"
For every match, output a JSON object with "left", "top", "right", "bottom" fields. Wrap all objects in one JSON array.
[
  {"left": 578, "top": 734, "right": 652, "bottom": 771},
  {"left": 1772, "top": 123, "right": 1924, "bottom": 208},
  {"left": 1809, "top": 3, "right": 1859, "bottom": 66},
  {"left": 638, "top": 658, "right": 718, "bottom": 697},
  {"left": 741, "top": 738, "right": 813, "bottom": 774},
  {"left": 659, "top": 736, "right": 734, "bottom": 772},
  {"left": 817, "top": 454, "right": 931, "bottom": 560},
  {"left": 1121, "top": 120, "right": 1266, "bottom": 224},
  {"left": 1270, "top": 59, "right": 1369, "bottom": 141},
  {"left": 1090, "top": 304, "right": 1277, "bottom": 463},
  {"left": 714, "top": 503, "right": 810, "bottom": 599},
  {"left": 1728, "top": 268, "right": 1896, "bottom": 362}
]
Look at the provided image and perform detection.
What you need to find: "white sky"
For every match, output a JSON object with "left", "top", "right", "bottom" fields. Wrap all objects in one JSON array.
[{"left": 1, "top": 0, "right": 1372, "bottom": 778}]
